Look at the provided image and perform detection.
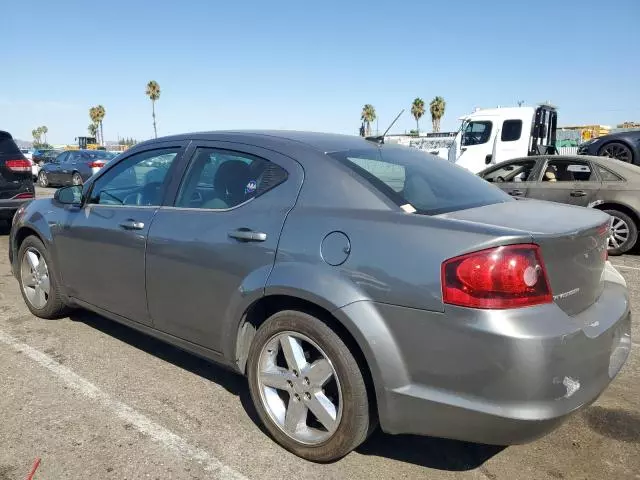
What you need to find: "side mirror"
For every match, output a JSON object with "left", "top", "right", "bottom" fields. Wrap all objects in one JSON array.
[{"left": 54, "top": 185, "right": 83, "bottom": 205}]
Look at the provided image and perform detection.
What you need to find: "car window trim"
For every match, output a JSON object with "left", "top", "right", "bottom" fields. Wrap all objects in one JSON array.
[
  {"left": 82, "top": 142, "right": 189, "bottom": 208},
  {"left": 482, "top": 159, "right": 538, "bottom": 182}
]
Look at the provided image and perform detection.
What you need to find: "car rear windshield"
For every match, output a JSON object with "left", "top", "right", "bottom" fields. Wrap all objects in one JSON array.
[
  {"left": 328, "top": 146, "right": 511, "bottom": 215},
  {"left": 0, "top": 131, "right": 22, "bottom": 157},
  {"left": 80, "top": 150, "right": 115, "bottom": 159}
]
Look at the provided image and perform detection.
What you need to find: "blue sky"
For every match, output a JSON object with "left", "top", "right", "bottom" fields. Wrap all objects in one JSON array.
[{"left": 1, "top": 0, "right": 639, "bottom": 144}]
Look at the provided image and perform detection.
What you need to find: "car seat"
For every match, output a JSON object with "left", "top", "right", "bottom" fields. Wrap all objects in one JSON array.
[{"left": 201, "top": 160, "right": 251, "bottom": 209}]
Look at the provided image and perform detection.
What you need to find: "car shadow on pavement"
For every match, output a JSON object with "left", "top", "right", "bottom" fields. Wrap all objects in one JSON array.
[
  {"left": 357, "top": 430, "right": 503, "bottom": 471},
  {"left": 71, "top": 309, "right": 504, "bottom": 470}
]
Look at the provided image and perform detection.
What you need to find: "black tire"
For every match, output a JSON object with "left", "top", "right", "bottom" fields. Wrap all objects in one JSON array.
[
  {"left": 38, "top": 171, "right": 49, "bottom": 188},
  {"left": 247, "top": 310, "right": 371, "bottom": 462},
  {"left": 72, "top": 172, "right": 83, "bottom": 186},
  {"left": 599, "top": 142, "right": 634, "bottom": 163},
  {"left": 604, "top": 209, "right": 638, "bottom": 256},
  {"left": 16, "top": 235, "right": 69, "bottom": 319}
]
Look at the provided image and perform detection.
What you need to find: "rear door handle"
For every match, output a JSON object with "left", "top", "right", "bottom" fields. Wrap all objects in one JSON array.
[
  {"left": 119, "top": 219, "right": 145, "bottom": 230},
  {"left": 509, "top": 189, "right": 524, "bottom": 196},
  {"left": 570, "top": 190, "right": 587, "bottom": 197},
  {"left": 228, "top": 228, "right": 267, "bottom": 242}
]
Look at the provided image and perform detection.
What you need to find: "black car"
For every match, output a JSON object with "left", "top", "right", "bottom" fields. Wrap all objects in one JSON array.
[
  {"left": 0, "top": 131, "right": 35, "bottom": 225},
  {"left": 577, "top": 130, "right": 640, "bottom": 164},
  {"left": 479, "top": 155, "right": 640, "bottom": 255}
]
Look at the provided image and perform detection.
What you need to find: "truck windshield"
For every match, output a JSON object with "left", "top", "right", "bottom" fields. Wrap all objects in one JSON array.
[
  {"left": 328, "top": 146, "right": 510, "bottom": 215},
  {"left": 461, "top": 121, "right": 492, "bottom": 146}
]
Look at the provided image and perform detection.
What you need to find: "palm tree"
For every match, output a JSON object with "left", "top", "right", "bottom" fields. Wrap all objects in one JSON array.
[
  {"left": 41, "top": 125, "right": 48, "bottom": 144},
  {"left": 145, "top": 80, "right": 161, "bottom": 139},
  {"left": 32, "top": 129, "right": 38, "bottom": 145},
  {"left": 429, "top": 96, "right": 446, "bottom": 133},
  {"left": 360, "top": 104, "right": 376, "bottom": 136},
  {"left": 88, "top": 123, "right": 98, "bottom": 138},
  {"left": 89, "top": 107, "right": 100, "bottom": 144},
  {"left": 411, "top": 98, "right": 425, "bottom": 134},
  {"left": 95, "top": 105, "right": 106, "bottom": 146}
]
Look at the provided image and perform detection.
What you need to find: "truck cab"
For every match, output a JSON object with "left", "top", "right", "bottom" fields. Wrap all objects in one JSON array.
[{"left": 449, "top": 105, "right": 557, "bottom": 173}]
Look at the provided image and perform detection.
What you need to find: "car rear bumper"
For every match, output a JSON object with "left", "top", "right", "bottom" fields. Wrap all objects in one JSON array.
[{"left": 337, "top": 262, "right": 631, "bottom": 445}]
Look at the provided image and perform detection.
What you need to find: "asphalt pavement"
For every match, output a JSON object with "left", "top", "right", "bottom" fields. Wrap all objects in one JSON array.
[{"left": 0, "top": 188, "right": 638, "bottom": 479}]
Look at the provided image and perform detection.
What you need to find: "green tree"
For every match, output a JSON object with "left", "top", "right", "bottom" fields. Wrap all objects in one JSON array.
[
  {"left": 429, "top": 96, "right": 446, "bottom": 133},
  {"left": 145, "top": 80, "right": 161, "bottom": 139},
  {"left": 89, "top": 107, "right": 100, "bottom": 143},
  {"left": 95, "top": 105, "right": 106, "bottom": 145},
  {"left": 41, "top": 125, "right": 48, "bottom": 144},
  {"left": 411, "top": 98, "right": 425, "bottom": 134},
  {"left": 360, "top": 104, "right": 376, "bottom": 137},
  {"left": 88, "top": 123, "right": 98, "bottom": 138}
]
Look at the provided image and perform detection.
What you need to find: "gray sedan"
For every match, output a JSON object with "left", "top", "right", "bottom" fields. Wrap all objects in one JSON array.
[
  {"left": 479, "top": 155, "right": 640, "bottom": 255},
  {"left": 37, "top": 149, "right": 115, "bottom": 187},
  {"left": 9, "top": 132, "right": 631, "bottom": 462}
]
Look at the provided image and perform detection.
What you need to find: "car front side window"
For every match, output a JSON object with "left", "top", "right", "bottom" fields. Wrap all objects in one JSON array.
[{"left": 87, "top": 148, "right": 179, "bottom": 206}]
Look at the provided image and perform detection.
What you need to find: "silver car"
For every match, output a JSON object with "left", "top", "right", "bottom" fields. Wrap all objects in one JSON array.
[{"left": 9, "top": 131, "right": 631, "bottom": 462}]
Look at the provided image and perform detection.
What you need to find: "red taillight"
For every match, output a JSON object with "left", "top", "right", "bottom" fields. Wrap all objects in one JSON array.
[
  {"left": 5, "top": 159, "right": 32, "bottom": 173},
  {"left": 12, "top": 192, "right": 34, "bottom": 199},
  {"left": 442, "top": 244, "right": 552, "bottom": 309},
  {"left": 88, "top": 161, "right": 105, "bottom": 168}
]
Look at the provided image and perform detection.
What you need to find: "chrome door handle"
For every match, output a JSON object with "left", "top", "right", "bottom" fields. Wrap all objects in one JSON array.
[
  {"left": 570, "top": 190, "right": 587, "bottom": 197},
  {"left": 119, "top": 219, "right": 145, "bottom": 230},
  {"left": 228, "top": 229, "right": 267, "bottom": 242},
  {"left": 509, "top": 189, "right": 524, "bottom": 196}
]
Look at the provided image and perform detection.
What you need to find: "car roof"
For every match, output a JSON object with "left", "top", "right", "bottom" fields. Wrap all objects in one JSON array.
[{"left": 137, "top": 130, "right": 376, "bottom": 154}]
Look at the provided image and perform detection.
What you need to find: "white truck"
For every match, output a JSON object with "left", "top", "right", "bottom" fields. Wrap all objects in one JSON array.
[{"left": 446, "top": 104, "right": 558, "bottom": 173}]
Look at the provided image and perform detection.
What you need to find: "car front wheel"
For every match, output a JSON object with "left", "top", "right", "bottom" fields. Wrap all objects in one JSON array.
[
  {"left": 247, "top": 310, "right": 372, "bottom": 462},
  {"left": 17, "top": 235, "right": 68, "bottom": 318},
  {"left": 599, "top": 142, "right": 634, "bottom": 163}
]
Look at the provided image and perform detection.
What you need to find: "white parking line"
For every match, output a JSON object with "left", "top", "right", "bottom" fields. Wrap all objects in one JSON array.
[
  {"left": 0, "top": 329, "right": 248, "bottom": 480},
  {"left": 610, "top": 264, "right": 640, "bottom": 272}
]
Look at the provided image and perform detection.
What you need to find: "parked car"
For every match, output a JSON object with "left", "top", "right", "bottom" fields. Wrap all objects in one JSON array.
[
  {"left": 10, "top": 132, "right": 630, "bottom": 462},
  {"left": 20, "top": 148, "right": 33, "bottom": 161},
  {"left": 479, "top": 155, "right": 640, "bottom": 255},
  {"left": 37, "top": 149, "right": 115, "bottom": 187},
  {"left": 0, "top": 131, "right": 34, "bottom": 225},
  {"left": 577, "top": 130, "right": 640, "bottom": 164}
]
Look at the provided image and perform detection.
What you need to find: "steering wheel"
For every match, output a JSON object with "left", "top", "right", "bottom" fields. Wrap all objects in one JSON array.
[{"left": 495, "top": 176, "right": 506, "bottom": 183}]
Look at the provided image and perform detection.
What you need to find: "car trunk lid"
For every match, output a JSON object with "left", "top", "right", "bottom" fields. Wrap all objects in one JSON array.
[{"left": 439, "top": 199, "right": 610, "bottom": 316}]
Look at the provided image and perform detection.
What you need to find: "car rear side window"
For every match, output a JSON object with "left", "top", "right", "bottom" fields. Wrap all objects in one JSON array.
[
  {"left": 543, "top": 159, "right": 594, "bottom": 182},
  {"left": 329, "top": 147, "right": 510, "bottom": 215},
  {"left": 175, "top": 148, "right": 288, "bottom": 210},
  {"left": 596, "top": 164, "right": 623, "bottom": 181},
  {"left": 501, "top": 120, "right": 523, "bottom": 142}
]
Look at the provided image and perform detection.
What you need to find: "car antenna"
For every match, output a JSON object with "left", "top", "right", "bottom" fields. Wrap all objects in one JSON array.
[{"left": 366, "top": 109, "right": 404, "bottom": 145}]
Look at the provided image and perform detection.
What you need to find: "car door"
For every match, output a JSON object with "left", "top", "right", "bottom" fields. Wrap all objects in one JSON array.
[
  {"left": 526, "top": 158, "right": 601, "bottom": 207},
  {"left": 145, "top": 142, "right": 303, "bottom": 352},
  {"left": 53, "top": 144, "right": 187, "bottom": 324},
  {"left": 47, "top": 152, "right": 67, "bottom": 184},
  {"left": 479, "top": 158, "right": 538, "bottom": 198},
  {"left": 59, "top": 151, "right": 79, "bottom": 184},
  {"left": 454, "top": 120, "right": 494, "bottom": 173}
]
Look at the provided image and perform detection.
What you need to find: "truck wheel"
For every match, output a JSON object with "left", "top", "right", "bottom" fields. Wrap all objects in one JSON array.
[
  {"left": 605, "top": 209, "right": 638, "bottom": 255},
  {"left": 247, "top": 310, "right": 371, "bottom": 462}
]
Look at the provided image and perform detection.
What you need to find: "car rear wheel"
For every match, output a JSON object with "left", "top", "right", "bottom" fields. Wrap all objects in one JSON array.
[
  {"left": 599, "top": 142, "right": 634, "bottom": 163},
  {"left": 38, "top": 171, "right": 49, "bottom": 187},
  {"left": 17, "top": 236, "right": 68, "bottom": 318},
  {"left": 72, "top": 172, "right": 83, "bottom": 186},
  {"left": 605, "top": 209, "right": 638, "bottom": 255},
  {"left": 247, "top": 310, "right": 371, "bottom": 462}
]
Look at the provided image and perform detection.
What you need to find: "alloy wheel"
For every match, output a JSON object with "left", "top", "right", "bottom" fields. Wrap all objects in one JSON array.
[
  {"left": 600, "top": 143, "right": 632, "bottom": 163},
  {"left": 256, "top": 331, "right": 343, "bottom": 445},
  {"left": 72, "top": 173, "right": 83, "bottom": 186},
  {"left": 38, "top": 171, "right": 48, "bottom": 187},
  {"left": 609, "top": 216, "right": 630, "bottom": 250},
  {"left": 20, "top": 247, "right": 50, "bottom": 309}
]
